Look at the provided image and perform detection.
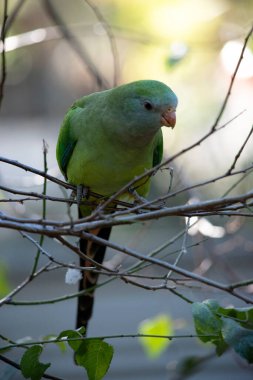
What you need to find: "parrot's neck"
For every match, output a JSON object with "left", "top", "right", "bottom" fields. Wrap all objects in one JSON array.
[{"left": 102, "top": 115, "right": 161, "bottom": 148}]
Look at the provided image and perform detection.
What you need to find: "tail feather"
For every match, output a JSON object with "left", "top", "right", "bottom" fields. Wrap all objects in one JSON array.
[{"left": 76, "top": 226, "right": 112, "bottom": 332}]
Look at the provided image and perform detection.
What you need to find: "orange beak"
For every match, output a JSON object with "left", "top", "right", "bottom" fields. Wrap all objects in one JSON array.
[{"left": 161, "top": 108, "right": 176, "bottom": 129}]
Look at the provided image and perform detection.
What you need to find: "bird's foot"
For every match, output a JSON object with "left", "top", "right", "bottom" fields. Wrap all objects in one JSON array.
[
  {"left": 70, "top": 185, "right": 89, "bottom": 206},
  {"left": 76, "top": 185, "right": 89, "bottom": 206}
]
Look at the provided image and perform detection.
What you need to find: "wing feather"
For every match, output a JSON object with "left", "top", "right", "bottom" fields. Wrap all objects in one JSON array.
[
  {"left": 153, "top": 129, "right": 163, "bottom": 167},
  {"left": 56, "top": 106, "right": 78, "bottom": 180}
]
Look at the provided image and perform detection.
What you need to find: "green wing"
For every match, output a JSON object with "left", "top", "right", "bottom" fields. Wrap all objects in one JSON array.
[
  {"left": 56, "top": 106, "right": 78, "bottom": 180},
  {"left": 153, "top": 129, "right": 163, "bottom": 167}
]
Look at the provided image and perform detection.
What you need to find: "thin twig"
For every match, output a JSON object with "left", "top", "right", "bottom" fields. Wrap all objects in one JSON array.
[
  {"left": 0, "top": 156, "right": 72, "bottom": 189},
  {"left": 0, "top": 0, "right": 8, "bottom": 108},
  {"left": 121, "top": 276, "right": 176, "bottom": 291},
  {"left": 5, "top": 0, "right": 26, "bottom": 32},
  {"left": 165, "top": 218, "right": 190, "bottom": 281},
  {"left": 126, "top": 227, "right": 189, "bottom": 274},
  {"left": 211, "top": 23, "right": 253, "bottom": 132},
  {"left": 31, "top": 140, "right": 48, "bottom": 274},
  {"left": 0, "top": 184, "right": 75, "bottom": 203},
  {"left": 56, "top": 235, "right": 115, "bottom": 272},
  {"left": 0, "top": 263, "right": 51, "bottom": 307},
  {"left": 42, "top": 0, "right": 109, "bottom": 89},
  {"left": 226, "top": 124, "right": 253, "bottom": 175},
  {"left": 229, "top": 278, "right": 253, "bottom": 290},
  {"left": 222, "top": 168, "right": 253, "bottom": 197},
  {"left": 21, "top": 232, "right": 93, "bottom": 271},
  {"left": 84, "top": 0, "right": 119, "bottom": 87}
]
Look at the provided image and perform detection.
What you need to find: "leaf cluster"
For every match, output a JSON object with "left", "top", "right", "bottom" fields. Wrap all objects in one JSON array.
[{"left": 192, "top": 299, "right": 253, "bottom": 363}]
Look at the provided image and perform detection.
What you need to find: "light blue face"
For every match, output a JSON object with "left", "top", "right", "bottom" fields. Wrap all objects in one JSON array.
[{"left": 108, "top": 80, "right": 178, "bottom": 140}]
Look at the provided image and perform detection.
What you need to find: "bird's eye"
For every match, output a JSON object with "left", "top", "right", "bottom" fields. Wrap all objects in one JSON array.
[{"left": 144, "top": 101, "right": 153, "bottom": 111}]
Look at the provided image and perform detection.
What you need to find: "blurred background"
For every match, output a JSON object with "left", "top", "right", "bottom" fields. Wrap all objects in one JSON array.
[{"left": 1, "top": 0, "right": 253, "bottom": 379}]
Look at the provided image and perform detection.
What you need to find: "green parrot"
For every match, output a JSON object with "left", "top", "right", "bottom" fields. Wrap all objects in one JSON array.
[{"left": 56, "top": 80, "right": 177, "bottom": 332}]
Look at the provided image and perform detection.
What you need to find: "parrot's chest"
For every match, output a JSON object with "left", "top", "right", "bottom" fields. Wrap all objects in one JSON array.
[{"left": 67, "top": 139, "right": 153, "bottom": 196}]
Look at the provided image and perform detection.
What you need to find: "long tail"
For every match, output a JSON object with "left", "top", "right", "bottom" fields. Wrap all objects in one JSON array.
[{"left": 76, "top": 226, "right": 112, "bottom": 332}]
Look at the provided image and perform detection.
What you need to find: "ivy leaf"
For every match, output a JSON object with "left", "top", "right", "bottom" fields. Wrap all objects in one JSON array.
[
  {"left": 55, "top": 330, "right": 113, "bottom": 379},
  {"left": 192, "top": 302, "right": 221, "bottom": 342},
  {"left": 138, "top": 314, "right": 173, "bottom": 359},
  {"left": 202, "top": 299, "right": 220, "bottom": 313},
  {"left": 222, "top": 318, "right": 253, "bottom": 363},
  {"left": 218, "top": 306, "right": 253, "bottom": 330},
  {"left": 75, "top": 339, "right": 113, "bottom": 380},
  {"left": 192, "top": 302, "right": 227, "bottom": 355},
  {"left": 20, "top": 345, "right": 50, "bottom": 380}
]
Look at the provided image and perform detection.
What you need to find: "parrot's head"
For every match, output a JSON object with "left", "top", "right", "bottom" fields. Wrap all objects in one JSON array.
[{"left": 106, "top": 80, "right": 178, "bottom": 144}]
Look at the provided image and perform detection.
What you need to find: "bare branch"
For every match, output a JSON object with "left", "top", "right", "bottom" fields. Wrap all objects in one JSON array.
[
  {"left": 229, "top": 278, "right": 253, "bottom": 290},
  {"left": 31, "top": 140, "right": 49, "bottom": 274},
  {"left": 0, "top": 263, "right": 51, "bottom": 307},
  {"left": 211, "top": 23, "right": 253, "bottom": 132},
  {"left": 226, "top": 124, "right": 253, "bottom": 175},
  {"left": 84, "top": 0, "right": 119, "bottom": 87},
  {"left": 5, "top": 0, "right": 26, "bottom": 33},
  {"left": 0, "top": 0, "right": 8, "bottom": 108},
  {"left": 42, "top": 0, "right": 109, "bottom": 89},
  {"left": 165, "top": 218, "right": 190, "bottom": 281},
  {"left": 0, "top": 156, "right": 71, "bottom": 188},
  {"left": 56, "top": 235, "right": 116, "bottom": 272},
  {"left": 0, "top": 184, "right": 75, "bottom": 203}
]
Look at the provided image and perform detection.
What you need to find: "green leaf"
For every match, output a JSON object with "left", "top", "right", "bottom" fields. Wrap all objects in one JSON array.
[
  {"left": 75, "top": 339, "right": 113, "bottom": 380},
  {"left": 202, "top": 299, "right": 220, "bottom": 313},
  {"left": 138, "top": 314, "right": 173, "bottom": 359},
  {"left": 218, "top": 306, "right": 253, "bottom": 330},
  {"left": 60, "top": 330, "right": 114, "bottom": 380},
  {"left": 192, "top": 302, "right": 227, "bottom": 355},
  {"left": 57, "top": 329, "right": 83, "bottom": 351},
  {"left": 192, "top": 302, "right": 221, "bottom": 342},
  {"left": 20, "top": 345, "right": 50, "bottom": 380},
  {"left": 222, "top": 318, "right": 253, "bottom": 363}
]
